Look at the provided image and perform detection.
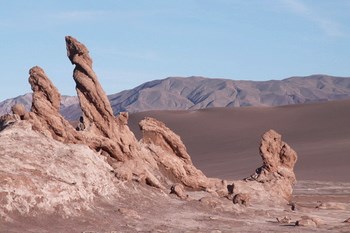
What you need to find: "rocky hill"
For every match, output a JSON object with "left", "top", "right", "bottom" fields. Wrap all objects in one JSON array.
[{"left": 1, "top": 75, "right": 350, "bottom": 120}]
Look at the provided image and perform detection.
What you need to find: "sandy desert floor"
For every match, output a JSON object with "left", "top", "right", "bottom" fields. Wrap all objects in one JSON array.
[
  {"left": 2, "top": 180, "right": 350, "bottom": 233},
  {"left": 129, "top": 99, "right": 350, "bottom": 182}
]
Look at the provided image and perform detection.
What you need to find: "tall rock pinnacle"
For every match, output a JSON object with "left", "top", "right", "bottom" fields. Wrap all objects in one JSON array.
[{"left": 65, "top": 36, "right": 137, "bottom": 161}]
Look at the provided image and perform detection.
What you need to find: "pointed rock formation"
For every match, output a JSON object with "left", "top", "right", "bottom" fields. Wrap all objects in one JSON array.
[
  {"left": 232, "top": 129, "right": 297, "bottom": 204},
  {"left": 27, "top": 66, "right": 81, "bottom": 143},
  {"left": 65, "top": 36, "right": 137, "bottom": 161}
]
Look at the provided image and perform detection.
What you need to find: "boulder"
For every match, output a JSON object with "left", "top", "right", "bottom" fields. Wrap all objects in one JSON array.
[
  {"left": 232, "top": 193, "right": 249, "bottom": 206},
  {"left": 11, "top": 103, "right": 26, "bottom": 119},
  {"left": 295, "top": 216, "right": 321, "bottom": 227},
  {"left": 170, "top": 183, "right": 187, "bottom": 199}
]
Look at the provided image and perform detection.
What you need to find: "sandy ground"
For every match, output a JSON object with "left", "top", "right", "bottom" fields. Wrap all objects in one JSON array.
[
  {"left": 129, "top": 99, "right": 350, "bottom": 182},
  {"left": 2, "top": 181, "right": 350, "bottom": 233}
]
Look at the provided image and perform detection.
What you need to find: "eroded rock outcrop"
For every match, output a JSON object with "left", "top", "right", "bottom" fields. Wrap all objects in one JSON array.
[
  {"left": 232, "top": 130, "right": 297, "bottom": 204},
  {"left": 0, "top": 120, "right": 118, "bottom": 221},
  {"left": 27, "top": 66, "right": 81, "bottom": 143},
  {"left": 0, "top": 36, "right": 299, "bottom": 222},
  {"left": 14, "top": 36, "right": 221, "bottom": 193},
  {"left": 139, "top": 117, "right": 216, "bottom": 189},
  {"left": 65, "top": 36, "right": 137, "bottom": 161}
]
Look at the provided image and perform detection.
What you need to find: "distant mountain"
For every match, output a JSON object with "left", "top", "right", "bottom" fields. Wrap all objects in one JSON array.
[
  {"left": 1, "top": 75, "right": 350, "bottom": 120},
  {"left": 0, "top": 93, "right": 80, "bottom": 119}
]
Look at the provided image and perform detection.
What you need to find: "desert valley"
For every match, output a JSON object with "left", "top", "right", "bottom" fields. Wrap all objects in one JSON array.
[{"left": 0, "top": 36, "right": 350, "bottom": 233}]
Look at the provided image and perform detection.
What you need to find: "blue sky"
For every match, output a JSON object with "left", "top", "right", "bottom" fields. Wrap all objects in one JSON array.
[{"left": 1, "top": 0, "right": 349, "bottom": 101}]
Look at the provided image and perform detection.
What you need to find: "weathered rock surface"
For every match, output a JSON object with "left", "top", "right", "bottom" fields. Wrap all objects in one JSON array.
[
  {"left": 11, "top": 104, "right": 26, "bottom": 119},
  {"left": 27, "top": 66, "right": 81, "bottom": 143},
  {"left": 10, "top": 36, "right": 222, "bottom": 195},
  {"left": 170, "top": 184, "right": 187, "bottom": 200},
  {"left": 65, "top": 36, "right": 138, "bottom": 161},
  {"left": 0, "top": 121, "right": 118, "bottom": 221},
  {"left": 231, "top": 130, "right": 297, "bottom": 204},
  {"left": 295, "top": 216, "right": 321, "bottom": 227},
  {"left": 139, "top": 117, "right": 220, "bottom": 190},
  {"left": 0, "top": 114, "right": 19, "bottom": 131}
]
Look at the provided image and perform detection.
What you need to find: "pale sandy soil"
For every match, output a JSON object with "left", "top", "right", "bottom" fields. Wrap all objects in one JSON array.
[{"left": 2, "top": 181, "right": 350, "bottom": 232}]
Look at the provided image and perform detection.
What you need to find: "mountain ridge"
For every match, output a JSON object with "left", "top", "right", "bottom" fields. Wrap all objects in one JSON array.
[{"left": 1, "top": 74, "right": 350, "bottom": 120}]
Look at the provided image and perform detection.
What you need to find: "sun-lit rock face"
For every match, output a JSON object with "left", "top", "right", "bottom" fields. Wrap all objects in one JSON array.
[
  {"left": 232, "top": 129, "right": 297, "bottom": 204},
  {"left": 27, "top": 66, "right": 81, "bottom": 143}
]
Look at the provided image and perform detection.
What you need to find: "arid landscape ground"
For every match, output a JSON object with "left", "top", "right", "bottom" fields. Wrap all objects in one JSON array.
[{"left": 1, "top": 36, "right": 349, "bottom": 233}]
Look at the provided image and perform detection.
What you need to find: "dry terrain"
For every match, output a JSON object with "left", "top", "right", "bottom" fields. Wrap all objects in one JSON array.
[
  {"left": 1, "top": 35, "right": 349, "bottom": 232},
  {"left": 129, "top": 99, "right": 350, "bottom": 182}
]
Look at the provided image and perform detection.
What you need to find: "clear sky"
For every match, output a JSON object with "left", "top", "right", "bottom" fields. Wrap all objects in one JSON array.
[{"left": 1, "top": 0, "right": 349, "bottom": 101}]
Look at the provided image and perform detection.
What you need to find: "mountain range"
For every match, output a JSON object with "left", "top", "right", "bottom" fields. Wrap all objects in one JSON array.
[{"left": 1, "top": 74, "right": 350, "bottom": 120}]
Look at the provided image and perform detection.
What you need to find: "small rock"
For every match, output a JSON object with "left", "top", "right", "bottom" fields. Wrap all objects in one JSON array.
[
  {"left": 276, "top": 216, "right": 291, "bottom": 224},
  {"left": 232, "top": 193, "right": 249, "bottom": 206},
  {"left": 344, "top": 218, "right": 350, "bottom": 223},
  {"left": 295, "top": 216, "right": 320, "bottom": 227},
  {"left": 11, "top": 104, "right": 27, "bottom": 118},
  {"left": 288, "top": 202, "right": 297, "bottom": 211},
  {"left": 170, "top": 183, "right": 187, "bottom": 199}
]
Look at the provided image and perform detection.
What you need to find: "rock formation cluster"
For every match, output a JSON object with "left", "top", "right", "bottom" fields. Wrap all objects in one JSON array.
[{"left": 0, "top": 36, "right": 299, "bottom": 221}]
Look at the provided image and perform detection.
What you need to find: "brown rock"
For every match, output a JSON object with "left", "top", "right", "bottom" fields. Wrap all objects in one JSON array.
[
  {"left": 257, "top": 129, "right": 297, "bottom": 184},
  {"left": 139, "top": 117, "right": 213, "bottom": 190},
  {"left": 65, "top": 36, "right": 137, "bottom": 161},
  {"left": 344, "top": 218, "right": 350, "bottom": 223},
  {"left": 232, "top": 130, "right": 297, "bottom": 204},
  {"left": 140, "top": 117, "right": 191, "bottom": 163},
  {"left": 295, "top": 216, "right": 320, "bottom": 227},
  {"left": 0, "top": 114, "right": 20, "bottom": 131},
  {"left": 11, "top": 104, "right": 26, "bottom": 119},
  {"left": 232, "top": 193, "right": 249, "bottom": 206},
  {"left": 9, "top": 36, "right": 225, "bottom": 194},
  {"left": 27, "top": 66, "right": 81, "bottom": 143},
  {"left": 117, "top": 112, "right": 129, "bottom": 125},
  {"left": 170, "top": 183, "right": 187, "bottom": 199}
]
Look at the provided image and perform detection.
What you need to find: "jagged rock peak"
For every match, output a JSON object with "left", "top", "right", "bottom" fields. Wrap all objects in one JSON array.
[
  {"left": 65, "top": 36, "right": 92, "bottom": 67},
  {"left": 65, "top": 36, "right": 119, "bottom": 138},
  {"left": 29, "top": 66, "right": 61, "bottom": 112},
  {"left": 65, "top": 36, "right": 138, "bottom": 161}
]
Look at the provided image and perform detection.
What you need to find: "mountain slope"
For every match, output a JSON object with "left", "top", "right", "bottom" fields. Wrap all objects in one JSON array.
[{"left": 1, "top": 75, "right": 350, "bottom": 120}]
